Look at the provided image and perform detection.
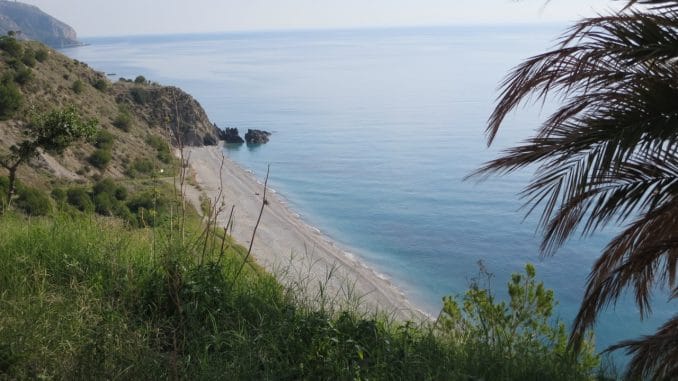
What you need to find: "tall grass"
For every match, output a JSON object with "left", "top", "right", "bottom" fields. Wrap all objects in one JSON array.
[{"left": 0, "top": 210, "right": 610, "bottom": 380}]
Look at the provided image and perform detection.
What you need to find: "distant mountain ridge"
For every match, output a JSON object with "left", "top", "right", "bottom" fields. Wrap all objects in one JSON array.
[{"left": 0, "top": 1, "right": 79, "bottom": 48}]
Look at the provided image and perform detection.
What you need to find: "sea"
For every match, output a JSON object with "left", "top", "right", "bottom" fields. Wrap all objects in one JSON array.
[{"left": 65, "top": 25, "right": 674, "bottom": 365}]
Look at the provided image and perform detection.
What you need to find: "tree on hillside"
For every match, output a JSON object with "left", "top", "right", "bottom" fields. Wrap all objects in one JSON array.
[
  {"left": 474, "top": 1, "right": 677, "bottom": 379},
  {"left": 0, "top": 106, "right": 97, "bottom": 209}
]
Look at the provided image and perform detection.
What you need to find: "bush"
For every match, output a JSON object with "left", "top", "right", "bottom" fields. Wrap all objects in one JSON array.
[
  {"left": 89, "top": 149, "right": 112, "bottom": 169},
  {"left": 134, "top": 75, "right": 146, "bottom": 84},
  {"left": 0, "top": 176, "right": 9, "bottom": 207},
  {"left": 92, "top": 178, "right": 115, "bottom": 195},
  {"left": 112, "top": 109, "right": 132, "bottom": 131},
  {"left": 34, "top": 48, "right": 48, "bottom": 62},
  {"left": 146, "top": 135, "right": 172, "bottom": 164},
  {"left": 131, "top": 158, "right": 154, "bottom": 175},
  {"left": 130, "top": 87, "right": 150, "bottom": 105},
  {"left": 13, "top": 66, "right": 32, "bottom": 85},
  {"left": 0, "top": 36, "right": 23, "bottom": 58},
  {"left": 127, "top": 191, "right": 168, "bottom": 227},
  {"left": 66, "top": 188, "right": 94, "bottom": 213},
  {"left": 15, "top": 187, "right": 52, "bottom": 216},
  {"left": 114, "top": 186, "right": 128, "bottom": 201},
  {"left": 93, "top": 192, "right": 116, "bottom": 215},
  {"left": 51, "top": 188, "right": 67, "bottom": 205},
  {"left": 94, "top": 130, "right": 114, "bottom": 150},
  {"left": 438, "top": 264, "right": 599, "bottom": 374},
  {"left": 21, "top": 50, "right": 36, "bottom": 67},
  {"left": 71, "top": 80, "right": 84, "bottom": 94},
  {"left": 0, "top": 81, "right": 22, "bottom": 119},
  {"left": 92, "top": 78, "right": 108, "bottom": 91}
]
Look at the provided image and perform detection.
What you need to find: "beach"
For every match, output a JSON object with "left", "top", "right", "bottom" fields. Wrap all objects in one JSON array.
[{"left": 183, "top": 144, "right": 428, "bottom": 321}]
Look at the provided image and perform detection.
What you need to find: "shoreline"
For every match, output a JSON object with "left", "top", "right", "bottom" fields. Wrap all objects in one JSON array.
[{"left": 183, "top": 143, "right": 430, "bottom": 321}]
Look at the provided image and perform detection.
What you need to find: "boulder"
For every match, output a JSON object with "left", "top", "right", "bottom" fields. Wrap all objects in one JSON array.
[
  {"left": 220, "top": 127, "right": 244, "bottom": 144},
  {"left": 245, "top": 129, "right": 271, "bottom": 144}
]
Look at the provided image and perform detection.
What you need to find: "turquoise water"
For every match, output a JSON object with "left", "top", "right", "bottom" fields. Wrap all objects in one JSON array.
[{"left": 66, "top": 26, "right": 673, "bottom": 363}]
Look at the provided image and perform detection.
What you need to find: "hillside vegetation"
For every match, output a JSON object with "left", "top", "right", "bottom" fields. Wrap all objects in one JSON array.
[{"left": 0, "top": 37, "right": 220, "bottom": 193}]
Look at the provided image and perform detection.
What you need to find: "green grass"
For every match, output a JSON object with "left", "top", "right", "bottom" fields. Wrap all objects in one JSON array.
[{"left": 0, "top": 210, "right": 610, "bottom": 380}]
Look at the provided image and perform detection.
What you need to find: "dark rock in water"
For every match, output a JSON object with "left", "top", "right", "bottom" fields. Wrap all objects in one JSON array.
[
  {"left": 245, "top": 129, "right": 271, "bottom": 144},
  {"left": 221, "top": 127, "right": 244, "bottom": 144}
]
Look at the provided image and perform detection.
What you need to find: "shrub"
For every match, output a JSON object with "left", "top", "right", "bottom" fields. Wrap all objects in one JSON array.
[
  {"left": 146, "top": 135, "right": 172, "bottom": 164},
  {"left": 0, "top": 81, "right": 22, "bottom": 119},
  {"left": 112, "top": 109, "right": 132, "bottom": 131},
  {"left": 15, "top": 187, "right": 52, "bottom": 216},
  {"left": 131, "top": 158, "right": 154, "bottom": 175},
  {"left": 72, "top": 80, "right": 84, "bottom": 94},
  {"left": 51, "top": 188, "right": 67, "bottom": 204},
  {"left": 0, "top": 36, "right": 23, "bottom": 58},
  {"left": 438, "top": 264, "right": 599, "bottom": 374},
  {"left": 34, "top": 48, "right": 48, "bottom": 62},
  {"left": 92, "top": 178, "right": 115, "bottom": 195},
  {"left": 89, "top": 149, "right": 112, "bottom": 169},
  {"left": 127, "top": 190, "right": 168, "bottom": 227},
  {"left": 92, "top": 78, "right": 108, "bottom": 91},
  {"left": 13, "top": 66, "right": 32, "bottom": 85},
  {"left": 21, "top": 50, "right": 36, "bottom": 67},
  {"left": 0, "top": 176, "right": 9, "bottom": 207},
  {"left": 114, "top": 186, "right": 128, "bottom": 201},
  {"left": 93, "top": 192, "right": 115, "bottom": 215},
  {"left": 94, "top": 130, "right": 114, "bottom": 150},
  {"left": 66, "top": 188, "right": 93, "bottom": 213},
  {"left": 134, "top": 75, "right": 146, "bottom": 84},
  {"left": 130, "top": 87, "right": 150, "bottom": 105}
]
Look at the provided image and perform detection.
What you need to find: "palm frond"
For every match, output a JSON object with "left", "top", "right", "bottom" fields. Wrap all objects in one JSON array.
[
  {"left": 605, "top": 314, "right": 678, "bottom": 380},
  {"left": 476, "top": 2, "right": 678, "bottom": 377}
]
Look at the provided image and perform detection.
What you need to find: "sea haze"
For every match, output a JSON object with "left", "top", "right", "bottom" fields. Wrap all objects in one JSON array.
[{"left": 67, "top": 25, "right": 674, "bottom": 363}]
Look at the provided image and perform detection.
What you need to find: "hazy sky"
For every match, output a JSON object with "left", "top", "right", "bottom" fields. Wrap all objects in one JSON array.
[{"left": 24, "top": 0, "right": 617, "bottom": 37}]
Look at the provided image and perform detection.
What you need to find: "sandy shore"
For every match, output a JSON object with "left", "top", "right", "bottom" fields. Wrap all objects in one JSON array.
[{"left": 183, "top": 144, "right": 428, "bottom": 321}]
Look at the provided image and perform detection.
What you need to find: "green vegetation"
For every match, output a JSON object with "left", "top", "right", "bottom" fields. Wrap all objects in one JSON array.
[
  {"left": 92, "top": 78, "right": 108, "bottom": 91},
  {"left": 0, "top": 35, "right": 23, "bottom": 58},
  {"left": 146, "top": 134, "right": 173, "bottom": 164},
  {"left": 34, "top": 48, "right": 48, "bottom": 62},
  {"left": 88, "top": 148, "right": 112, "bottom": 169},
  {"left": 71, "top": 79, "right": 84, "bottom": 94},
  {"left": 112, "top": 106, "right": 133, "bottom": 131},
  {"left": 134, "top": 75, "right": 147, "bottom": 84},
  {"left": 0, "top": 207, "right": 603, "bottom": 380},
  {"left": 21, "top": 49, "right": 36, "bottom": 68},
  {"left": 94, "top": 129, "right": 114, "bottom": 150},
  {"left": 0, "top": 177, "right": 52, "bottom": 216},
  {"left": 0, "top": 106, "right": 97, "bottom": 209},
  {"left": 13, "top": 65, "right": 33, "bottom": 85},
  {"left": 127, "top": 158, "right": 155, "bottom": 178},
  {"left": 0, "top": 80, "right": 22, "bottom": 119},
  {"left": 130, "top": 87, "right": 150, "bottom": 105},
  {"left": 89, "top": 130, "right": 115, "bottom": 169}
]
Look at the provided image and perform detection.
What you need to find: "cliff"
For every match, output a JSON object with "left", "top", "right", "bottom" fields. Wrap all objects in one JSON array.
[{"left": 0, "top": 1, "right": 79, "bottom": 48}]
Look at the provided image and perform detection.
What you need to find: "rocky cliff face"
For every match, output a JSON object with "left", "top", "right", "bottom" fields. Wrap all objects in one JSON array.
[
  {"left": 0, "top": 1, "right": 79, "bottom": 48},
  {"left": 115, "top": 85, "right": 221, "bottom": 147}
]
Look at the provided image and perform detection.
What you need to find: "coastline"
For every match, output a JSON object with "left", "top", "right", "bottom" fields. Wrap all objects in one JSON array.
[{"left": 183, "top": 143, "right": 429, "bottom": 321}]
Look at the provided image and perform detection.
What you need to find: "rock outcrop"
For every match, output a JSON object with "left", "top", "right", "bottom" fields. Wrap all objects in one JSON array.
[
  {"left": 220, "top": 127, "right": 245, "bottom": 144},
  {"left": 0, "top": 1, "right": 80, "bottom": 48},
  {"left": 116, "top": 85, "right": 221, "bottom": 147},
  {"left": 245, "top": 129, "right": 271, "bottom": 144}
]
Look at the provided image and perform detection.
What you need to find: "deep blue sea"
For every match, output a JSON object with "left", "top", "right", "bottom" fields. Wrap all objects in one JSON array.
[{"left": 66, "top": 25, "right": 674, "bottom": 364}]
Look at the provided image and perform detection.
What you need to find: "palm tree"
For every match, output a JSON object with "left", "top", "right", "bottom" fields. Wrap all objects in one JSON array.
[{"left": 474, "top": 1, "right": 677, "bottom": 379}]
